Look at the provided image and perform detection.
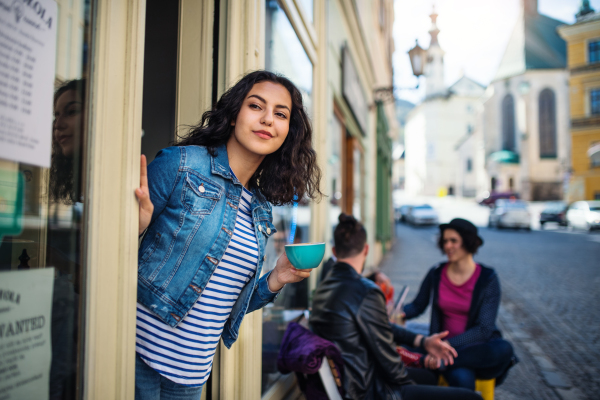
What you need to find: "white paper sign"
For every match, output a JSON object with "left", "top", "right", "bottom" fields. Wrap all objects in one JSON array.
[
  {"left": 0, "top": 0, "right": 57, "bottom": 168},
  {"left": 0, "top": 268, "right": 54, "bottom": 400}
]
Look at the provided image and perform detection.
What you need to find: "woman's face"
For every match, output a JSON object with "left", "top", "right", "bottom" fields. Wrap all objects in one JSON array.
[
  {"left": 229, "top": 81, "right": 292, "bottom": 159},
  {"left": 53, "top": 90, "right": 83, "bottom": 157},
  {"left": 442, "top": 228, "right": 470, "bottom": 263}
]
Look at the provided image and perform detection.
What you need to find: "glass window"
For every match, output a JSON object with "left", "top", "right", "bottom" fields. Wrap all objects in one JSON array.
[
  {"left": 591, "top": 89, "right": 600, "bottom": 115},
  {"left": 330, "top": 114, "right": 343, "bottom": 236},
  {"left": 466, "top": 158, "right": 472, "bottom": 172},
  {"left": 539, "top": 88, "right": 557, "bottom": 158},
  {"left": 590, "top": 142, "right": 600, "bottom": 168},
  {"left": 502, "top": 94, "right": 515, "bottom": 152},
  {"left": 298, "top": 0, "right": 313, "bottom": 24},
  {"left": 589, "top": 40, "right": 600, "bottom": 64},
  {"left": 0, "top": 1, "right": 93, "bottom": 399},
  {"left": 263, "top": 1, "right": 314, "bottom": 395},
  {"left": 353, "top": 144, "right": 363, "bottom": 220}
]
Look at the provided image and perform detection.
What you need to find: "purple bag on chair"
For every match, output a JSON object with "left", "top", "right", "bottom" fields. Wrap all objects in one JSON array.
[{"left": 277, "top": 322, "right": 345, "bottom": 399}]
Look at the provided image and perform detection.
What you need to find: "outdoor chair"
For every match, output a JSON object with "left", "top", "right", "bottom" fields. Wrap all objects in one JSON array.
[{"left": 438, "top": 375, "right": 495, "bottom": 400}]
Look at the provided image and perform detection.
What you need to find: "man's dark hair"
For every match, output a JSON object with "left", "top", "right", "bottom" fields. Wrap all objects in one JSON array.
[
  {"left": 333, "top": 213, "right": 367, "bottom": 258},
  {"left": 437, "top": 227, "right": 482, "bottom": 255}
]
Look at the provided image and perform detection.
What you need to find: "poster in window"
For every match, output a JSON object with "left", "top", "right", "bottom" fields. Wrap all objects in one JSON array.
[
  {"left": 0, "top": 0, "right": 57, "bottom": 168},
  {"left": 0, "top": 268, "right": 54, "bottom": 400}
]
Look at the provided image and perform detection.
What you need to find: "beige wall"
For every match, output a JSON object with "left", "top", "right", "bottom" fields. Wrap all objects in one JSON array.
[{"left": 484, "top": 69, "right": 570, "bottom": 199}]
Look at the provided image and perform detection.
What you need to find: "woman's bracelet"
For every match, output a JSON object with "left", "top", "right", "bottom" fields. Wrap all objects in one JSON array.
[{"left": 418, "top": 335, "right": 426, "bottom": 351}]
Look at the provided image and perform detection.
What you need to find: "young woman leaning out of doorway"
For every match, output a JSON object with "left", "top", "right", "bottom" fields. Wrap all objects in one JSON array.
[{"left": 134, "top": 70, "right": 322, "bottom": 399}]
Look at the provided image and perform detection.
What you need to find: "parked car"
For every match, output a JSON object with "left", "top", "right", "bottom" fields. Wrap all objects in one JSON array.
[
  {"left": 394, "top": 205, "right": 412, "bottom": 222},
  {"left": 566, "top": 201, "right": 600, "bottom": 231},
  {"left": 406, "top": 204, "right": 439, "bottom": 226},
  {"left": 539, "top": 201, "right": 568, "bottom": 228},
  {"left": 488, "top": 199, "right": 531, "bottom": 230},
  {"left": 479, "top": 192, "right": 520, "bottom": 208}
]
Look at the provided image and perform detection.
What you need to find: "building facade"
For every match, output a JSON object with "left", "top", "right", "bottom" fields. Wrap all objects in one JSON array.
[
  {"left": 0, "top": 1, "right": 397, "bottom": 399},
  {"left": 558, "top": 2, "right": 600, "bottom": 201},
  {"left": 456, "top": 100, "right": 488, "bottom": 199},
  {"left": 404, "top": 9, "right": 486, "bottom": 197},
  {"left": 482, "top": 0, "right": 570, "bottom": 201}
]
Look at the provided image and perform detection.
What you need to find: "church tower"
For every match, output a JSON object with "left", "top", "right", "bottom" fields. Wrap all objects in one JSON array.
[{"left": 424, "top": 8, "right": 445, "bottom": 97}]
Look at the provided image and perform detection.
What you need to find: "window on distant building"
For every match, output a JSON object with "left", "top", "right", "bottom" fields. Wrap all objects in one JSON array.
[
  {"left": 466, "top": 158, "right": 472, "bottom": 172},
  {"left": 591, "top": 141, "right": 600, "bottom": 168},
  {"left": 591, "top": 89, "right": 600, "bottom": 115},
  {"left": 539, "top": 88, "right": 557, "bottom": 158},
  {"left": 467, "top": 124, "right": 473, "bottom": 134},
  {"left": 502, "top": 94, "right": 515, "bottom": 152},
  {"left": 589, "top": 40, "right": 600, "bottom": 64}
]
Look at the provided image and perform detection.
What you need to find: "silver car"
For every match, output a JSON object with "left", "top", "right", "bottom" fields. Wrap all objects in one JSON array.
[
  {"left": 488, "top": 199, "right": 531, "bottom": 230},
  {"left": 406, "top": 204, "right": 439, "bottom": 226},
  {"left": 566, "top": 201, "right": 600, "bottom": 231}
]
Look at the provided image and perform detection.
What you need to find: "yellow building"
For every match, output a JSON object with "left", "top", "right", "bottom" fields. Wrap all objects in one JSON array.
[{"left": 559, "top": 2, "right": 600, "bottom": 201}]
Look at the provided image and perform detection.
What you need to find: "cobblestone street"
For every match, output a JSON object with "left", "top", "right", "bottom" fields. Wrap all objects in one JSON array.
[{"left": 379, "top": 221, "right": 600, "bottom": 400}]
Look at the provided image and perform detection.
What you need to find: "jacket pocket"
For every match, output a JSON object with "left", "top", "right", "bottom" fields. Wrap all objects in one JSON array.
[
  {"left": 181, "top": 172, "right": 223, "bottom": 215},
  {"left": 139, "top": 232, "right": 161, "bottom": 263}
]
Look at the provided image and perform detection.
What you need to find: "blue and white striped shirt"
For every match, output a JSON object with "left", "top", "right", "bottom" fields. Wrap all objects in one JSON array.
[{"left": 135, "top": 186, "right": 258, "bottom": 386}]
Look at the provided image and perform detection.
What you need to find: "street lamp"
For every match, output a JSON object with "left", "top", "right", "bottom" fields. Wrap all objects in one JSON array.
[
  {"left": 408, "top": 39, "right": 427, "bottom": 77},
  {"left": 373, "top": 40, "right": 426, "bottom": 103}
]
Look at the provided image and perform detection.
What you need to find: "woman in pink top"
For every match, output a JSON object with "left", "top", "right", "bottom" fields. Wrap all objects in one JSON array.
[{"left": 403, "top": 218, "right": 517, "bottom": 390}]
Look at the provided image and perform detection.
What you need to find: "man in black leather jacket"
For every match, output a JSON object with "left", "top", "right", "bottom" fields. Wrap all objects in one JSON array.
[{"left": 310, "top": 214, "right": 483, "bottom": 400}]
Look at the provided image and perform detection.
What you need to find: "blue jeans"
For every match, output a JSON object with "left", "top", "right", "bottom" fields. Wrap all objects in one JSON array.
[
  {"left": 443, "top": 339, "right": 515, "bottom": 390},
  {"left": 135, "top": 355, "right": 204, "bottom": 400}
]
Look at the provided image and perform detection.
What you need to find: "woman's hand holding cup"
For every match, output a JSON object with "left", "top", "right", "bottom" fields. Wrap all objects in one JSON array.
[{"left": 267, "top": 252, "right": 312, "bottom": 292}]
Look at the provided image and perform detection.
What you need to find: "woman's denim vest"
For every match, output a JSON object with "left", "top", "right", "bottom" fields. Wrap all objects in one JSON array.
[{"left": 137, "top": 145, "right": 278, "bottom": 348}]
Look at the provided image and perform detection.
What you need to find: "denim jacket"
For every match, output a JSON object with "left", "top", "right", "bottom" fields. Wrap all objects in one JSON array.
[{"left": 137, "top": 145, "right": 278, "bottom": 348}]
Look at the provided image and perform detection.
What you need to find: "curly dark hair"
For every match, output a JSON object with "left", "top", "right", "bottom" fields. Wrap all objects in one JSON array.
[
  {"left": 437, "top": 227, "right": 483, "bottom": 255},
  {"left": 333, "top": 213, "right": 367, "bottom": 258},
  {"left": 176, "top": 70, "right": 322, "bottom": 205},
  {"left": 49, "top": 79, "right": 86, "bottom": 204}
]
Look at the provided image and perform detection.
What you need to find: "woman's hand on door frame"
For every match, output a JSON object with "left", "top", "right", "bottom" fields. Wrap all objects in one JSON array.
[{"left": 136, "top": 155, "right": 154, "bottom": 235}]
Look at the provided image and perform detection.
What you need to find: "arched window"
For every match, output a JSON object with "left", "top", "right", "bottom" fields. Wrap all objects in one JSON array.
[
  {"left": 539, "top": 88, "right": 557, "bottom": 158},
  {"left": 502, "top": 94, "right": 515, "bottom": 152}
]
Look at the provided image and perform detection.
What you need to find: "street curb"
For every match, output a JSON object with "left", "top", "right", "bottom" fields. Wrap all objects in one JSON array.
[{"left": 498, "top": 305, "right": 582, "bottom": 400}]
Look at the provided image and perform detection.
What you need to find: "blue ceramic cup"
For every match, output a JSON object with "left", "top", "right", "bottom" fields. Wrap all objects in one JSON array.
[{"left": 284, "top": 243, "right": 326, "bottom": 270}]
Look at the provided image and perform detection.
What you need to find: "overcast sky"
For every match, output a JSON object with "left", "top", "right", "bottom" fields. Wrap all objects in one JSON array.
[{"left": 392, "top": 0, "right": 600, "bottom": 104}]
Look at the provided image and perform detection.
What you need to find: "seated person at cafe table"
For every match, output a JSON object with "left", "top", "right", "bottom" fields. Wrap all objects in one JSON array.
[
  {"left": 309, "top": 213, "right": 483, "bottom": 400},
  {"left": 402, "top": 218, "right": 517, "bottom": 390}
]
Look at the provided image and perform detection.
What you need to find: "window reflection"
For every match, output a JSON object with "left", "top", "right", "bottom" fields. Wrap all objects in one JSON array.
[
  {"left": 263, "top": 1, "right": 314, "bottom": 394},
  {"left": 353, "top": 145, "right": 363, "bottom": 220},
  {"left": 0, "top": 0, "right": 91, "bottom": 398},
  {"left": 330, "top": 114, "right": 343, "bottom": 235},
  {"left": 298, "top": 0, "right": 314, "bottom": 24}
]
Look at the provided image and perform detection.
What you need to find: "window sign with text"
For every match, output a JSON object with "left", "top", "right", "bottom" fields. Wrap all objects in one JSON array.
[
  {"left": 0, "top": 0, "right": 57, "bottom": 168},
  {"left": 0, "top": 268, "right": 54, "bottom": 400}
]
